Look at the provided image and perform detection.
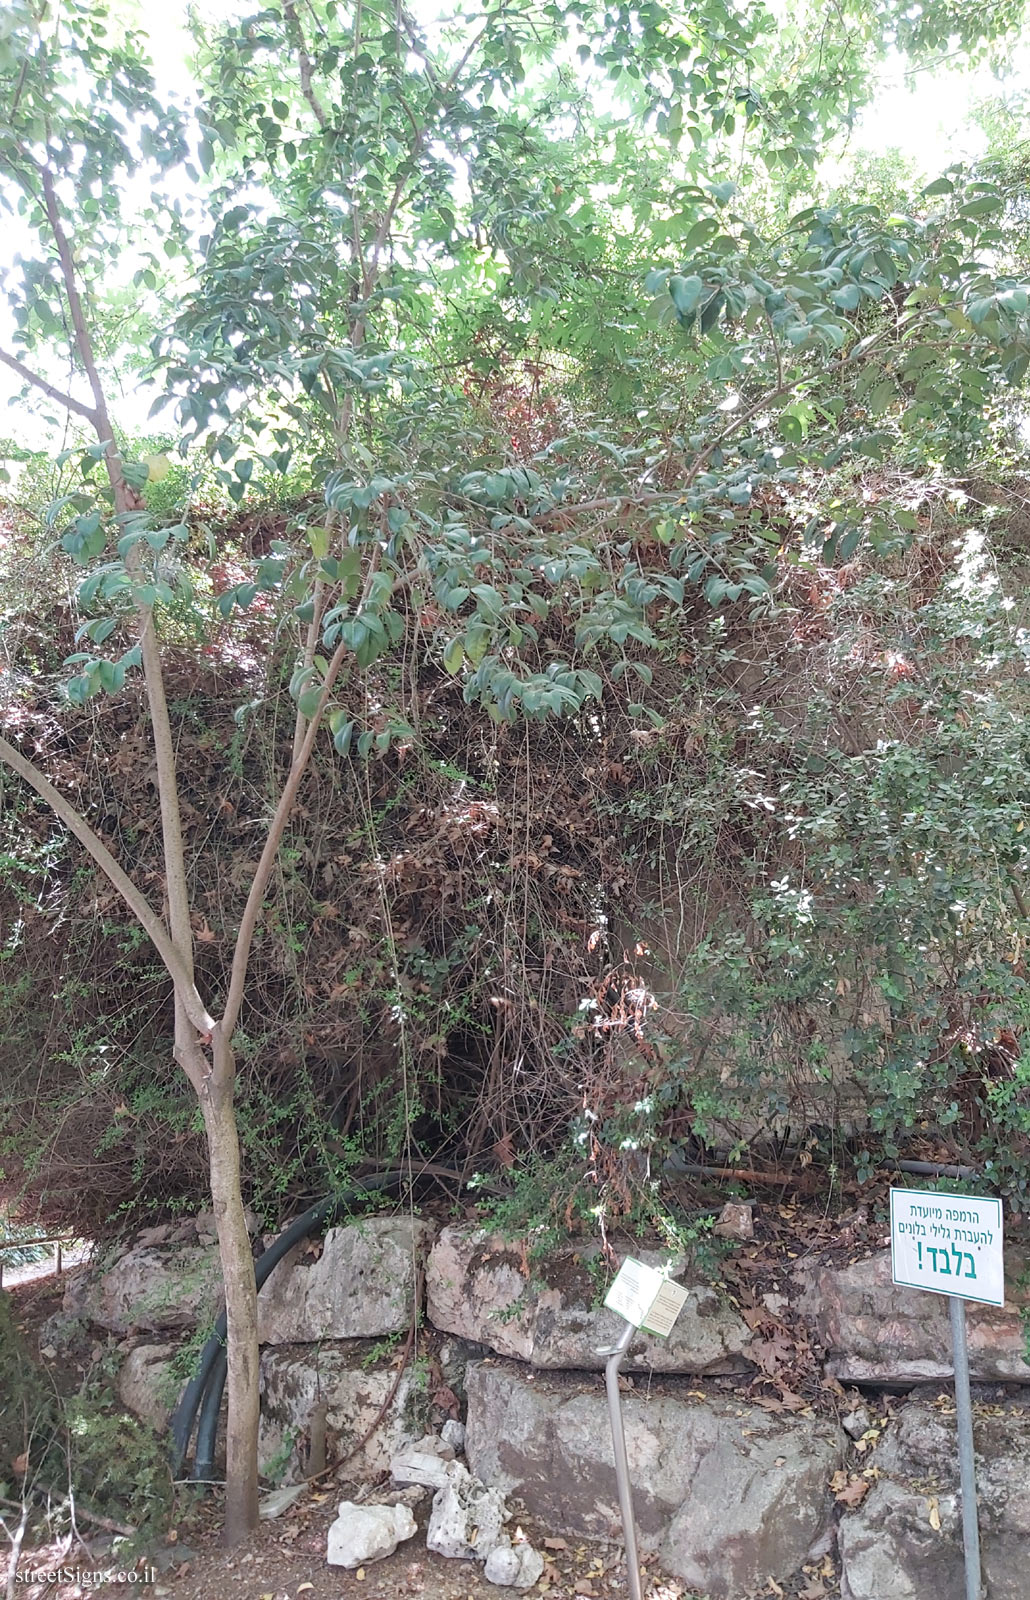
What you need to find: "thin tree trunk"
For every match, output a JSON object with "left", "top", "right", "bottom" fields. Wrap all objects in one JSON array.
[
  {"left": 37, "top": 155, "right": 264, "bottom": 1541},
  {"left": 194, "top": 1032, "right": 260, "bottom": 1543}
]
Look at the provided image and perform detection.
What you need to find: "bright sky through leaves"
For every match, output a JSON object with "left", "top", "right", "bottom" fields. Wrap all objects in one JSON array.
[{"left": 1, "top": 1, "right": 1029, "bottom": 442}]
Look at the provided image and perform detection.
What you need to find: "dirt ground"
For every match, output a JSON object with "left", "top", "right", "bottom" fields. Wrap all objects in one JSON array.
[{"left": 5, "top": 1487, "right": 698, "bottom": 1600}]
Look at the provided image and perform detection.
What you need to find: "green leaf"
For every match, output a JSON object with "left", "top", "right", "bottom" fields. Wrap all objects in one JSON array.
[
  {"left": 668, "top": 274, "right": 703, "bottom": 316},
  {"left": 332, "top": 719, "right": 356, "bottom": 756},
  {"left": 443, "top": 637, "right": 465, "bottom": 675},
  {"left": 829, "top": 283, "right": 861, "bottom": 311},
  {"left": 959, "top": 195, "right": 1003, "bottom": 219}
]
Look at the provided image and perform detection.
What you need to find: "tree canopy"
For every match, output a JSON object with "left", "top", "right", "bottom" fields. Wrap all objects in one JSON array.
[{"left": 3, "top": 0, "right": 1030, "bottom": 1346}]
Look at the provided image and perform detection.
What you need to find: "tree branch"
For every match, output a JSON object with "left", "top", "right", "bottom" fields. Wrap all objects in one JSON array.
[
  {"left": 283, "top": 0, "right": 328, "bottom": 128},
  {"left": 220, "top": 631, "right": 353, "bottom": 1036},
  {"left": 0, "top": 733, "right": 215, "bottom": 1035},
  {"left": 37, "top": 157, "right": 198, "bottom": 1011},
  {"left": 38, "top": 166, "right": 120, "bottom": 436},
  {"left": 0, "top": 345, "right": 97, "bottom": 425}
]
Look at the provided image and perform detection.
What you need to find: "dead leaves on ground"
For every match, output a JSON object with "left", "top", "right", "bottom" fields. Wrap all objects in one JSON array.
[{"left": 830, "top": 1467, "right": 875, "bottom": 1508}]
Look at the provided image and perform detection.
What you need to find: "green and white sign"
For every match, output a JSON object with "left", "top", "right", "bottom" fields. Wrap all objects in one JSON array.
[
  {"left": 890, "top": 1187, "right": 1004, "bottom": 1308},
  {"left": 604, "top": 1257, "right": 689, "bottom": 1337}
]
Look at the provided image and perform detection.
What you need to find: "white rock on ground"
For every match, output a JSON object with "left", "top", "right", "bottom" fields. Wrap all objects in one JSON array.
[
  {"left": 326, "top": 1501, "right": 417, "bottom": 1568},
  {"left": 426, "top": 1461, "right": 509, "bottom": 1561},
  {"left": 390, "top": 1448, "right": 455, "bottom": 1489},
  {"left": 484, "top": 1537, "right": 546, "bottom": 1589},
  {"left": 413, "top": 1431, "right": 455, "bottom": 1459}
]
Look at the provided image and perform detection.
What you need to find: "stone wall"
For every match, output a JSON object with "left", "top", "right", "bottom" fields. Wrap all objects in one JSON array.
[{"left": 64, "top": 1213, "right": 1030, "bottom": 1599}]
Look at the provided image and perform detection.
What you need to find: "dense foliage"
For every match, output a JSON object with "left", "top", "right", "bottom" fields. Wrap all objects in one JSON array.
[{"left": 3, "top": 0, "right": 1030, "bottom": 1239}]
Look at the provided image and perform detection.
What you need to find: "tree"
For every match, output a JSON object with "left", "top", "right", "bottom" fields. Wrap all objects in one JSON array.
[{"left": 2, "top": 0, "right": 1030, "bottom": 1545}]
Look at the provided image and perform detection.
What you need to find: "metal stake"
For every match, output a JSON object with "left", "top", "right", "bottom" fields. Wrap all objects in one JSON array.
[
  {"left": 949, "top": 1295, "right": 983, "bottom": 1600},
  {"left": 603, "top": 1319, "right": 644, "bottom": 1600}
]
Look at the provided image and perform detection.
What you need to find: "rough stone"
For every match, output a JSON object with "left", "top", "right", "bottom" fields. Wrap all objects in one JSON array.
[
  {"left": 465, "top": 1360, "right": 842, "bottom": 1598},
  {"left": 798, "top": 1250, "right": 1030, "bottom": 1383},
  {"left": 484, "top": 1537, "right": 546, "bottom": 1589},
  {"left": 713, "top": 1202, "right": 755, "bottom": 1241},
  {"left": 380, "top": 1483, "right": 432, "bottom": 1514},
  {"left": 38, "top": 1309, "right": 91, "bottom": 1362},
  {"left": 117, "top": 1341, "right": 179, "bottom": 1430},
  {"left": 839, "top": 1400, "right": 1030, "bottom": 1600},
  {"left": 77, "top": 1245, "right": 221, "bottom": 1334},
  {"left": 427, "top": 1226, "right": 752, "bottom": 1374},
  {"left": 259, "top": 1484, "right": 306, "bottom": 1519},
  {"left": 258, "top": 1216, "right": 436, "bottom": 1344},
  {"left": 426, "top": 1461, "right": 509, "bottom": 1561},
  {"left": 842, "top": 1405, "right": 873, "bottom": 1442},
  {"left": 390, "top": 1448, "right": 454, "bottom": 1489},
  {"left": 441, "top": 1418, "right": 466, "bottom": 1452},
  {"left": 326, "top": 1501, "right": 417, "bottom": 1568},
  {"left": 413, "top": 1431, "right": 455, "bottom": 1459},
  {"left": 259, "top": 1343, "right": 424, "bottom": 1483}
]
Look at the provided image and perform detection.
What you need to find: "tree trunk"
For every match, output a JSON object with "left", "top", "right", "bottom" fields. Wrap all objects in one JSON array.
[{"left": 197, "top": 1031, "right": 260, "bottom": 1543}]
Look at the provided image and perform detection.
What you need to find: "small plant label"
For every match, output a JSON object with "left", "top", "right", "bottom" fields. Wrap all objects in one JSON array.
[
  {"left": 604, "top": 1257, "right": 690, "bottom": 1336},
  {"left": 890, "top": 1187, "right": 1004, "bottom": 1307}
]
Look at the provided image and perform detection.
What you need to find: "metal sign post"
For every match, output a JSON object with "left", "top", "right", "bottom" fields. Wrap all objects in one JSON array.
[
  {"left": 603, "top": 1319, "right": 644, "bottom": 1600},
  {"left": 890, "top": 1187, "right": 1004, "bottom": 1600},
  {"left": 601, "top": 1259, "right": 690, "bottom": 1600}
]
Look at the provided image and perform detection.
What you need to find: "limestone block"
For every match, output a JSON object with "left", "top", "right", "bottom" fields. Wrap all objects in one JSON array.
[
  {"left": 427, "top": 1226, "right": 752, "bottom": 1374},
  {"left": 79, "top": 1245, "right": 221, "bottom": 1334},
  {"left": 258, "top": 1342, "right": 424, "bottom": 1483},
  {"left": 840, "top": 1402, "right": 1030, "bottom": 1600},
  {"left": 258, "top": 1216, "right": 436, "bottom": 1344},
  {"left": 117, "top": 1341, "right": 179, "bottom": 1429},
  {"left": 798, "top": 1250, "right": 1030, "bottom": 1383},
  {"left": 465, "top": 1360, "right": 843, "bottom": 1599}
]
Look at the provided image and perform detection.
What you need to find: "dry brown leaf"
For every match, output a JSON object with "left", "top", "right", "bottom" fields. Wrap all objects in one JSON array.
[
  {"left": 543, "top": 1538, "right": 568, "bottom": 1550},
  {"left": 834, "top": 1476, "right": 870, "bottom": 1508},
  {"left": 928, "top": 1496, "right": 942, "bottom": 1532}
]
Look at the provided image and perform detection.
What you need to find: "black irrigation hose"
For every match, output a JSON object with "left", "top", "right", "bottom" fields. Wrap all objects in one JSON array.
[{"left": 169, "top": 1169, "right": 415, "bottom": 1481}]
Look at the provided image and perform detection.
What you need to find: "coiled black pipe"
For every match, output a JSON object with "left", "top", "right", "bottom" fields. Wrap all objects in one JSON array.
[{"left": 169, "top": 1169, "right": 411, "bottom": 1481}]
